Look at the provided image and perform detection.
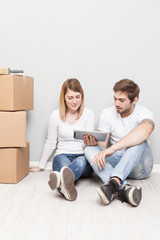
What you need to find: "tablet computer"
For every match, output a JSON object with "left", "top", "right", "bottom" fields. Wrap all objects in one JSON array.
[{"left": 73, "top": 130, "right": 108, "bottom": 142}]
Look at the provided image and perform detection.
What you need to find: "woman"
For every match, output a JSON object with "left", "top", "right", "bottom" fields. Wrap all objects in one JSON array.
[{"left": 30, "top": 78, "right": 94, "bottom": 201}]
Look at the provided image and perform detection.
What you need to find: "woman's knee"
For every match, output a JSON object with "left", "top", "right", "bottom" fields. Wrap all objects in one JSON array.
[
  {"left": 52, "top": 154, "right": 70, "bottom": 171},
  {"left": 75, "top": 156, "right": 87, "bottom": 166},
  {"left": 74, "top": 156, "right": 93, "bottom": 178}
]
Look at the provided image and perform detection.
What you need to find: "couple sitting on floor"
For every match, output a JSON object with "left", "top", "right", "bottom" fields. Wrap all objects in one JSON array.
[{"left": 30, "top": 78, "right": 154, "bottom": 207}]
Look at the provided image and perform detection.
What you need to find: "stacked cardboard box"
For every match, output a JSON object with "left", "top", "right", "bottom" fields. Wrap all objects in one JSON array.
[{"left": 0, "top": 75, "right": 34, "bottom": 183}]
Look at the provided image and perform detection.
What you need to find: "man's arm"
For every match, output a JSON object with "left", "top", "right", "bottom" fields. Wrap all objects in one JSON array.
[
  {"left": 111, "top": 118, "right": 154, "bottom": 151},
  {"left": 91, "top": 119, "right": 154, "bottom": 170}
]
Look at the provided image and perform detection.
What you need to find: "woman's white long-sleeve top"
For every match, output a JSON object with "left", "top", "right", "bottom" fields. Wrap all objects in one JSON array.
[{"left": 38, "top": 107, "right": 94, "bottom": 169}]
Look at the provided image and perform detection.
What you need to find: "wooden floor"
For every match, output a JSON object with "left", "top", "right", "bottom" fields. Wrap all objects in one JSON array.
[{"left": 0, "top": 171, "right": 160, "bottom": 240}]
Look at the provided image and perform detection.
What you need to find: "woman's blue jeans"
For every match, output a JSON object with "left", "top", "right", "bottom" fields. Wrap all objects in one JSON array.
[
  {"left": 84, "top": 141, "right": 153, "bottom": 185},
  {"left": 52, "top": 154, "right": 93, "bottom": 181}
]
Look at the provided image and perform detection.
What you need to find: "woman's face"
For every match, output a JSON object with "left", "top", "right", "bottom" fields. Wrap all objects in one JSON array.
[{"left": 65, "top": 89, "right": 82, "bottom": 113}]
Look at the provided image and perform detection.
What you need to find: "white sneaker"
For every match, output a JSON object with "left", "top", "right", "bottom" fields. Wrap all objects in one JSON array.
[
  {"left": 48, "top": 171, "right": 61, "bottom": 191},
  {"left": 60, "top": 167, "right": 77, "bottom": 201}
]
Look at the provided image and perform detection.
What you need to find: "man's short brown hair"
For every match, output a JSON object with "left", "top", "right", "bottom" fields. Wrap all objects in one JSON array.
[{"left": 113, "top": 79, "right": 140, "bottom": 102}]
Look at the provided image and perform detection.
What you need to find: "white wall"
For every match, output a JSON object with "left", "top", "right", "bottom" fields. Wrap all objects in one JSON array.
[{"left": 0, "top": 0, "right": 160, "bottom": 163}]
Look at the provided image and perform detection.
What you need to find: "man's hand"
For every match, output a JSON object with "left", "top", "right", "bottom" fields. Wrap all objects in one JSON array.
[
  {"left": 91, "top": 147, "right": 115, "bottom": 170},
  {"left": 83, "top": 134, "right": 98, "bottom": 146}
]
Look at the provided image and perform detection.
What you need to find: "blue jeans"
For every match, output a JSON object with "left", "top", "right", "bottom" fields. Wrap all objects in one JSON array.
[
  {"left": 52, "top": 154, "right": 93, "bottom": 181},
  {"left": 84, "top": 141, "right": 153, "bottom": 185}
]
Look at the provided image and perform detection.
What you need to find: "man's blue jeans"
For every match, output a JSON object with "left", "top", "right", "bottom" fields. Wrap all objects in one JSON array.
[
  {"left": 53, "top": 154, "right": 93, "bottom": 181},
  {"left": 84, "top": 141, "right": 153, "bottom": 185}
]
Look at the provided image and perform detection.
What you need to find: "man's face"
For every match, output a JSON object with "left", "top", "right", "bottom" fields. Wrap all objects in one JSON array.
[{"left": 114, "top": 91, "right": 138, "bottom": 118}]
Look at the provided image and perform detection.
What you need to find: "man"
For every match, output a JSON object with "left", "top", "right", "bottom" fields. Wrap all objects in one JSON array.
[{"left": 84, "top": 79, "right": 154, "bottom": 207}]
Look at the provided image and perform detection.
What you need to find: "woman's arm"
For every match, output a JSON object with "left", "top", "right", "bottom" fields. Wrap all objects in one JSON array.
[{"left": 30, "top": 112, "right": 58, "bottom": 172}]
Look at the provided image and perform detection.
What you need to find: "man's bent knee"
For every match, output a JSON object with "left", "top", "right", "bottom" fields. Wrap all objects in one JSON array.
[{"left": 84, "top": 146, "right": 102, "bottom": 164}]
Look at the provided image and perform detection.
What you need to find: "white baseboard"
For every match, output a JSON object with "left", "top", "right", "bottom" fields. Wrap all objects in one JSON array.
[
  {"left": 30, "top": 161, "right": 160, "bottom": 172},
  {"left": 152, "top": 164, "right": 160, "bottom": 172}
]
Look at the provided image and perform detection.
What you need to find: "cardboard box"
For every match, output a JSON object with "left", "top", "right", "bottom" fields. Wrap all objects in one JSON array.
[
  {"left": 0, "top": 111, "right": 26, "bottom": 147},
  {"left": 0, "top": 75, "right": 34, "bottom": 111},
  {"left": 0, "top": 143, "right": 29, "bottom": 183}
]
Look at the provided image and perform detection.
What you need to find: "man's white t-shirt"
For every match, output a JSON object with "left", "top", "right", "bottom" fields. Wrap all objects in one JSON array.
[
  {"left": 38, "top": 107, "right": 94, "bottom": 169},
  {"left": 98, "top": 105, "right": 154, "bottom": 145}
]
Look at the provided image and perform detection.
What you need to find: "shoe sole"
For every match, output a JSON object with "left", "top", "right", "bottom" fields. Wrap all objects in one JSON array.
[
  {"left": 97, "top": 187, "right": 111, "bottom": 205},
  {"left": 60, "top": 167, "right": 77, "bottom": 201},
  {"left": 48, "top": 172, "right": 60, "bottom": 191},
  {"left": 128, "top": 187, "right": 142, "bottom": 207}
]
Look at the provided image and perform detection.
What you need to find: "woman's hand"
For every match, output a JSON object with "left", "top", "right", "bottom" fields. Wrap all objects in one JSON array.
[
  {"left": 83, "top": 134, "right": 98, "bottom": 146},
  {"left": 29, "top": 166, "right": 43, "bottom": 172},
  {"left": 91, "top": 147, "right": 115, "bottom": 170}
]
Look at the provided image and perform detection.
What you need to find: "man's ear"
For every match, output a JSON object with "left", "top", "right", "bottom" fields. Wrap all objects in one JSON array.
[{"left": 133, "top": 96, "right": 139, "bottom": 104}]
